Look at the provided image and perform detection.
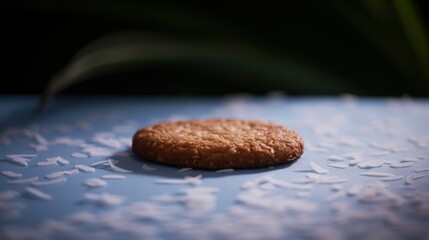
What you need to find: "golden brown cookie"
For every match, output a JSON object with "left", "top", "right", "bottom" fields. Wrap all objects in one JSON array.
[{"left": 132, "top": 118, "right": 304, "bottom": 169}]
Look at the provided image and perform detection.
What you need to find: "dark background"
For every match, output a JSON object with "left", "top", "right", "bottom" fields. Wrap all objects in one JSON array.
[{"left": 2, "top": 1, "right": 429, "bottom": 97}]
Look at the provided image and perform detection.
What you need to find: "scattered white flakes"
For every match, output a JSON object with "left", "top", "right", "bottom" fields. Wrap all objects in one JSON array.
[
  {"left": 91, "top": 160, "right": 111, "bottom": 166},
  {"left": 46, "top": 171, "right": 66, "bottom": 179},
  {"left": 74, "top": 164, "right": 95, "bottom": 173},
  {"left": 4, "top": 154, "right": 36, "bottom": 167},
  {"left": 414, "top": 167, "right": 429, "bottom": 173},
  {"left": 327, "top": 162, "right": 349, "bottom": 169},
  {"left": 237, "top": 189, "right": 318, "bottom": 213},
  {"left": 82, "top": 146, "right": 112, "bottom": 157},
  {"left": 37, "top": 156, "right": 69, "bottom": 166},
  {"left": 405, "top": 173, "right": 425, "bottom": 185},
  {"left": 178, "top": 168, "right": 192, "bottom": 172},
  {"left": 215, "top": 168, "right": 234, "bottom": 173},
  {"left": 71, "top": 152, "right": 88, "bottom": 158},
  {"left": 357, "top": 159, "right": 383, "bottom": 169},
  {"left": 381, "top": 175, "right": 404, "bottom": 182},
  {"left": 242, "top": 175, "right": 312, "bottom": 190},
  {"left": 142, "top": 164, "right": 157, "bottom": 171},
  {"left": 349, "top": 158, "right": 362, "bottom": 166},
  {"left": 347, "top": 183, "right": 363, "bottom": 196},
  {"left": 310, "top": 162, "right": 329, "bottom": 174},
  {"left": 7, "top": 176, "right": 38, "bottom": 184},
  {"left": 327, "top": 155, "right": 346, "bottom": 162},
  {"left": 84, "top": 193, "right": 125, "bottom": 206},
  {"left": 92, "top": 134, "right": 123, "bottom": 148},
  {"left": 325, "top": 191, "right": 345, "bottom": 202},
  {"left": 31, "top": 178, "right": 67, "bottom": 186},
  {"left": 36, "top": 161, "right": 56, "bottom": 167},
  {"left": 342, "top": 152, "right": 363, "bottom": 166},
  {"left": 64, "top": 169, "right": 80, "bottom": 175},
  {"left": 318, "top": 177, "right": 349, "bottom": 184},
  {"left": 156, "top": 175, "right": 202, "bottom": 186},
  {"left": 101, "top": 175, "right": 126, "bottom": 180},
  {"left": 360, "top": 171, "right": 395, "bottom": 177},
  {"left": 84, "top": 178, "right": 108, "bottom": 188},
  {"left": 25, "top": 187, "right": 52, "bottom": 201},
  {"left": 389, "top": 162, "right": 414, "bottom": 168},
  {"left": 270, "top": 178, "right": 313, "bottom": 190},
  {"left": 366, "top": 151, "right": 390, "bottom": 156},
  {"left": 0, "top": 190, "right": 20, "bottom": 201},
  {"left": 108, "top": 159, "right": 132, "bottom": 173},
  {"left": 1, "top": 170, "right": 22, "bottom": 178}
]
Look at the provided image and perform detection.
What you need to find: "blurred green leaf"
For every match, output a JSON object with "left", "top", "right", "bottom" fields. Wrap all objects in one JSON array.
[{"left": 39, "top": 31, "right": 359, "bottom": 110}]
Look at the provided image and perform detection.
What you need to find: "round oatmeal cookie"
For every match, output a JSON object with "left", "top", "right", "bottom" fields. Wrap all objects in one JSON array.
[{"left": 132, "top": 118, "right": 304, "bottom": 169}]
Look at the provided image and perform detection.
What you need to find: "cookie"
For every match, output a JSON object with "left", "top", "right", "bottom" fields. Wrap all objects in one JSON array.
[{"left": 132, "top": 118, "right": 304, "bottom": 169}]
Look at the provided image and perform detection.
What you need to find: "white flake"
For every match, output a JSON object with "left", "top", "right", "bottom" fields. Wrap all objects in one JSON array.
[
  {"left": 318, "top": 178, "right": 349, "bottom": 184},
  {"left": 45, "top": 171, "right": 66, "bottom": 179},
  {"left": 156, "top": 175, "right": 202, "bottom": 186},
  {"left": 108, "top": 159, "right": 132, "bottom": 173},
  {"left": 389, "top": 162, "right": 414, "bottom": 168},
  {"left": 75, "top": 164, "right": 95, "bottom": 173},
  {"left": 310, "top": 162, "right": 329, "bottom": 174},
  {"left": 327, "top": 155, "right": 346, "bottom": 162},
  {"left": 5, "top": 154, "right": 36, "bottom": 167},
  {"left": 101, "top": 175, "right": 126, "bottom": 180},
  {"left": 325, "top": 191, "right": 345, "bottom": 201},
  {"left": 82, "top": 146, "right": 112, "bottom": 157},
  {"left": 358, "top": 160, "right": 383, "bottom": 169},
  {"left": 381, "top": 175, "right": 404, "bottom": 181},
  {"left": 84, "top": 178, "right": 108, "bottom": 188},
  {"left": 92, "top": 134, "right": 123, "bottom": 148},
  {"left": 91, "top": 160, "right": 111, "bottom": 166},
  {"left": 1, "top": 170, "right": 22, "bottom": 178},
  {"left": 414, "top": 167, "right": 429, "bottom": 173},
  {"left": 7, "top": 176, "right": 38, "bottom": 184},
  {"left": 178, "top": 168, "right": 192, "bottom": 172},
  {"left": 327, "top": 162, "right": 349, "bottom": 169},
  {"left": 405, "top": 173, "right": 425, "bottom": 185},
  {"left": 64, "top": 169, "right": 80, "bottom": 175},
  {"left": 360, "top": 171, "right": 395, "bottom": 177},
  {"left": 347, "top": 183, "right": 363, "bottom": 196},
  {"left": 366, "top": 151, "right": 390, "bottom": 156},
  {"left": 31, "top": 178, "right": 67, "bottom": 186},
  {"left": 37, "top": 156, "right": 69, "bottom": 166},
  {"left": 142, "top": 164, "right": 156, "bottom": 171},
  {"left": 84, "top": 193, "right": 124, "bottom": 206},
  {"left": 71, "top": 152, "right": 88, "bottom": 158},
  {"left": 25, "top": 187, "right": 52, "bottom": 201}
]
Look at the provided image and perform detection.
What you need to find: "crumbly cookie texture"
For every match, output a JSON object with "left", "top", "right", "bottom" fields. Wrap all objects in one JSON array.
[{"left": 132, "top": 118, "right": 304, "bottom": 169}]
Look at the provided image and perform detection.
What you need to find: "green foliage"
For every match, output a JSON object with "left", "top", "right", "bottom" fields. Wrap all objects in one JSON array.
[{"left": 31, "top": 0, "right": 429, "bottom": 109}]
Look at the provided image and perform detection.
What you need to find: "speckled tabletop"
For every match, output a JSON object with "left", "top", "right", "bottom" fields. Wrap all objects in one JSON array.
[{"left": 0, "top": 95, "right": 428, "bottom": 240}]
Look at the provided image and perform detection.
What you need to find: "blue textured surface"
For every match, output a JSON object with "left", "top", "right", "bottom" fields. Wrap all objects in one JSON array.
[{"left": 0, "top": 95, "right": 429, "bottom": 239}]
